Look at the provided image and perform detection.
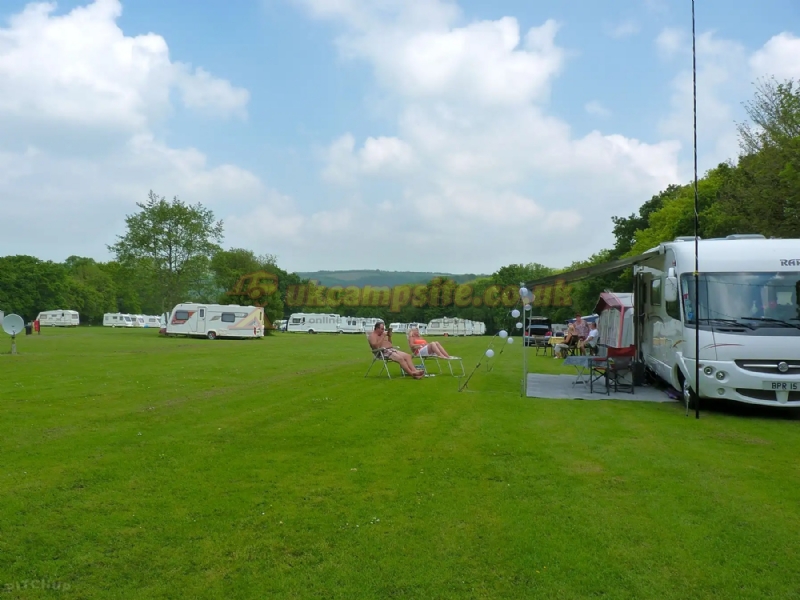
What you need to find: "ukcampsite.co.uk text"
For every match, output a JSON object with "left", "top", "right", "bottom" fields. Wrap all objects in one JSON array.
[{"left": 227, "top": 273, "right": 574, "bottom": 313}]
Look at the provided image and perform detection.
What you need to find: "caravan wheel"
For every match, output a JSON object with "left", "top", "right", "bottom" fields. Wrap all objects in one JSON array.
[{"left": 207, "top": 331, "right": 217, "bottom": 340}]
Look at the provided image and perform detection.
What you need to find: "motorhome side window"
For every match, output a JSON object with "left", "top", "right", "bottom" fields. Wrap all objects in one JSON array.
[
  {"left": 175, "top": 310, "right": 190, "bottom": 320},
  {"left": 221, "top": 313, "right": 236, "bottom": 323},
  {"left": 650, "top": 279, "right": 662, "bottom": 306}
]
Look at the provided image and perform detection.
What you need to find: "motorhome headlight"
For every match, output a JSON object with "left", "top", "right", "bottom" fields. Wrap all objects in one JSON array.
[
  {"left": 716, "top": 371, "right": 727, "bottom": 381},
  {"left": 703, "top": 366, "right": 714, "bottom": 376}
]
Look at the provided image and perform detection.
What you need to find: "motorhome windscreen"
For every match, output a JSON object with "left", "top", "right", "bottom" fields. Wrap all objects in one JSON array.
[{"left": 681, "top": 272, "right": 800, "bottom": 330}]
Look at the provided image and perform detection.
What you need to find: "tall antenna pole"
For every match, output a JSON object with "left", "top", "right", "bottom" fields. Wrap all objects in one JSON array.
[{"left": 692, "top": 0, "right": 701, "bottom": 418}]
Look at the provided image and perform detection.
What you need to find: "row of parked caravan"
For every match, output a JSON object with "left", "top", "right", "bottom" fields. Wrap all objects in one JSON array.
[
  {"left": 103, "top": 313, "right": 164, "bottom": 328},
  {"left": 276, "top": 313, "right": 486, "bottom": 335}
]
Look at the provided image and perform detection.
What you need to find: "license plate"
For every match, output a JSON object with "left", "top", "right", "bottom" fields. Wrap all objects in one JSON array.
[{"left": 763, "top": 381, "right": 800, "bottom": 391}]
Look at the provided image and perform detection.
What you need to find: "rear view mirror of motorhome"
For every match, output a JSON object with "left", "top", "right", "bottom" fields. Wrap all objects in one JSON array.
[{"left": 664, "top": 275, "right": 678, "bottom": 303}]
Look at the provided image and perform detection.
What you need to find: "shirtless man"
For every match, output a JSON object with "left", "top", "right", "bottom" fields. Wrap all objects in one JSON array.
[{"left": 368, "top": 322, "right": 424, "bottom": 379}]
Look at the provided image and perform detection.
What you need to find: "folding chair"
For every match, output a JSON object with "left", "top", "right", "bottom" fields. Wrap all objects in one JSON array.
[
  {"left": 407, "top": 332, "right": 465, "bottom": 377},
  {"left": 606, "top": 357, "right": 635, "bottom": 394},
  {"left": 365, "top": 345, "right": 408, "bottom": 379}
]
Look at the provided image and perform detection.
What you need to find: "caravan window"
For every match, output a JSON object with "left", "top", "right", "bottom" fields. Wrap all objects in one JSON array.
[
  {"left": 650, "top": 279, "right": 662, "bottom": 306},
  {"left": 221, "top": 313, "right": 236, "bottom": 323},
  {"left": 175, "top": 310, "right": 190, "bottom": 321}
]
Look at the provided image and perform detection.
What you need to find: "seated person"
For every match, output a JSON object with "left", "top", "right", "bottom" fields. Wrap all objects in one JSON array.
[
  {"left": 579, "top": 322, "right": 600, "bottom": 354},
  {"left": 368, "top": 322, "right": 424, "bottom": 379},
  {"left": 553, "top": 323, "right": 576, "bottom": 359},
  {"left": 407, "top": 327, "right": 458, "bottom": 359}
]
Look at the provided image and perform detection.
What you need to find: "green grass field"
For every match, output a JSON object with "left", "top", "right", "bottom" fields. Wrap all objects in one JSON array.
[{"left": 2, "top": 327, "right": 799, "bottom": 599}]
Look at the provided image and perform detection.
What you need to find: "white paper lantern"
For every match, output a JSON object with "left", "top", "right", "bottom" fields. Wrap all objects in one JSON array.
[
  {"left": 498, "top": 330, "right": 508, "bottom": 339},
  {"left": 524, "top": 303, "right": 532, "bottom": 311},
  {"left": 519, "top": 287, "right": 529, "bottom": 298},
  {"left": 507, "top": 337, "right": 514, "bottom": 344},
  {"left": 511, "top": 309, "right": 520, "bottom": 318},
  {"left": 485, "top": 349, "right": 495, "bottom": 358},
  {"left": 516, "top": 322, "right": 523, "bottom": 329}
]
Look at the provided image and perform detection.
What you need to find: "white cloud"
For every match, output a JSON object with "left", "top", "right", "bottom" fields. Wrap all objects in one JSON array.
[
  {"left": 0, "top": 0, "right": 248, "bottom": 133},
  {"left": 606, "top": 19, "right": 640, "bottom": 39},
  {"left": 301, "top": 0, "right": 682, "bottom": 270},
  {"left": 585, "top": 100, "right": 611, "bottom": 117},
  {"left": 657, "top": 29, "right": 751, "bottom": 169},
  {"left": 655, "top": 27, "right": 685, "bottom": 59},
  {"left": 750, "top": 32, "right": 800, "bottom": 80}
]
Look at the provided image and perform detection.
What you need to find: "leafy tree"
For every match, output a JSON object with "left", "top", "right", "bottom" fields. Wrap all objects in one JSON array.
[
  {"left": 737, "top": 77, "right": 800, "bottom": 155},
  {"left": 63, "top": 256, "right": 117, "bottom": 324},
  {"left": 210, "top": 248, "right": 285, "bottom": 326},
  {"left": 109, "top": 191, "right": 224, "bottom": 312},
  {"left": 0, "top": 256, "right": 70, "bottom": 320}
]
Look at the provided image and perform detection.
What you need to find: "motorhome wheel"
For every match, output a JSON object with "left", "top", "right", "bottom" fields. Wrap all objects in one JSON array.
[{"left": 207, "top": 331, "right": 217, "bottom": 340}]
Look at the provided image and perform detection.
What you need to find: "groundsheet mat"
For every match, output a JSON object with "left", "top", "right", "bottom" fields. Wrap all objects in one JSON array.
[{"left": 526, "top": 373, "right": 673, "bottom": 402}]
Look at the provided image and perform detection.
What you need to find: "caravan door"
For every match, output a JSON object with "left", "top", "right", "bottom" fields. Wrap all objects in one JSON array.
[{"left": 197, "top": 307, "right": 207, "bottom": 334}]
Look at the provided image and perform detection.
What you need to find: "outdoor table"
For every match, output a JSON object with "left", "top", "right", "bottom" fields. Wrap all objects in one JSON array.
[{"left": 563, "top": 355, "right": 591, "bottom": 385}]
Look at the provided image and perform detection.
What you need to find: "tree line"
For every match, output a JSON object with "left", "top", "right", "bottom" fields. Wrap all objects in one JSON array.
[{"left": 1, "top": 78, "right": 798, "bottom": 331}]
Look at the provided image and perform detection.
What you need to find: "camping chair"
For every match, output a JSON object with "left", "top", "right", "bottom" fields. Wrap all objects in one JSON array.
[
  {"left": 605, "top": 356, "right": 635, "bottom": 394},
  {"left": 407, "top": 332, "right": 465, "bottom": 377},
  {"left": 364, "top": 335, "right": 408, "bottom": 379},
  {"left": 587, "top": 344, "right": 610, "bottom": 394},
  {"left": 532, "top": 335, "right": 551, "bottom": 356}
]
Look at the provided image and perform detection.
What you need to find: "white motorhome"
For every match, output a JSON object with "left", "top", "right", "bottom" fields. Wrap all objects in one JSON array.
[
  {"left": 166, "top": 303, "right": 265, "bottom": 340},
  {"left": 286, "top": 313, "right": 342, "bottom": 334},
  {"left": 634, "top": 235, "right": 800, "bottom": 407},
  {"left": 103, "top": 313, "right": 135, "bottom": 327},
  {"left": 37, "top": 310, "right": 79, "bottom": 327}
]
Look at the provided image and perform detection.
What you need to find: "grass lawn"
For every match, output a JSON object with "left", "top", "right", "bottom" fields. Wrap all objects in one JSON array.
[{"left": 1, "top": 327, "right": 799, "bottom": 598}]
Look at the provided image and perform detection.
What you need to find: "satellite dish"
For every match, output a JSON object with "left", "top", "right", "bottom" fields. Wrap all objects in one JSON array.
[
  {"left": 2, "top": 314, "right": 24, "bottom": 336},
  {"left": 3, "top": 314, "right": 24, "bottom": 355}
]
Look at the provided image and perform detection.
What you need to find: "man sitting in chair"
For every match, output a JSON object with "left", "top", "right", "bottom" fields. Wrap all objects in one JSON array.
[
  {"left": 368, "top": 322, "right": 424, "bottom": 379},
  {"left": 407, "top": 327, "right": 457, "bottom": 359},
  {"left": 579, "top": 322, "right": 599, "bottom": 355}
]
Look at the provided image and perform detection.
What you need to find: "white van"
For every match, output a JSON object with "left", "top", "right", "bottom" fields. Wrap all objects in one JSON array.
[
  {"left": 166, "top": 303, "right": 265, "bottom": 340},
  {"left": 635, "top": 235, "right": 800, "bottom": 407},
  {"left": 37, "top": 310, "right": 80, "bottom": 327}
]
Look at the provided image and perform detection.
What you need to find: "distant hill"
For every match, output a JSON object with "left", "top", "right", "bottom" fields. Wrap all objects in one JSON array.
[{"left": 296, "top": 270, "right": 488, "bottom": 287}]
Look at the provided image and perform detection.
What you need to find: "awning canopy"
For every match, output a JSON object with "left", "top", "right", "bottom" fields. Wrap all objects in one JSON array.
[
  {"left": 524, "top": 250, "right": 659, "bottom": 289},
  {"left": 593, "top": 291, "right": 634, "bottom": 314}
]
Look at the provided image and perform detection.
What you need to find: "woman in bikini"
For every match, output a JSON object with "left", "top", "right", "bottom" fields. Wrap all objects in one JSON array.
[{"left": 407, "top": 327, "right": 455, "bottom": 359}]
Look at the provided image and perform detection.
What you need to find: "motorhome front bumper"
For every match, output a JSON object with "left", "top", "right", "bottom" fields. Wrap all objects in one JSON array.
[{"left": 693, "top": 359, "right": 800, "bottom": 406}]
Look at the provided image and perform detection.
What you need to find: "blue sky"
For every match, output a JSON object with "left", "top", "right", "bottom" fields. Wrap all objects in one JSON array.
[{"left": 0, "top": 0, "right": 798, "bottom": 273}]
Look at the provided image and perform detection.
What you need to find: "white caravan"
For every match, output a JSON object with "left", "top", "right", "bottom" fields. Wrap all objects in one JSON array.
[
  {"left": 37, "top": 310, "right": 79, "bottom": 326},
  {"left": 132, "top": 315, "right": 146, "bottom": 327},
  {"left": 338, "top": 316, "right": 364, "bottom": 333},
  {"left": 634, "top": 235, "right": 800, "bottom": 408},
  {"left": 103, "top": 313, "right": 135, "bottom": 327},
  {"left": 142, "top": 315, "right": 161, "bottom": 328},
  {"left": 166, "top": 303, "right": 265, "bottom": 340},
  {"left": 426, "top": 317, "right": 458, "bottom": 336},
  {"left": 286, "top": 313, "right": 341, "bottom": 334}
]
